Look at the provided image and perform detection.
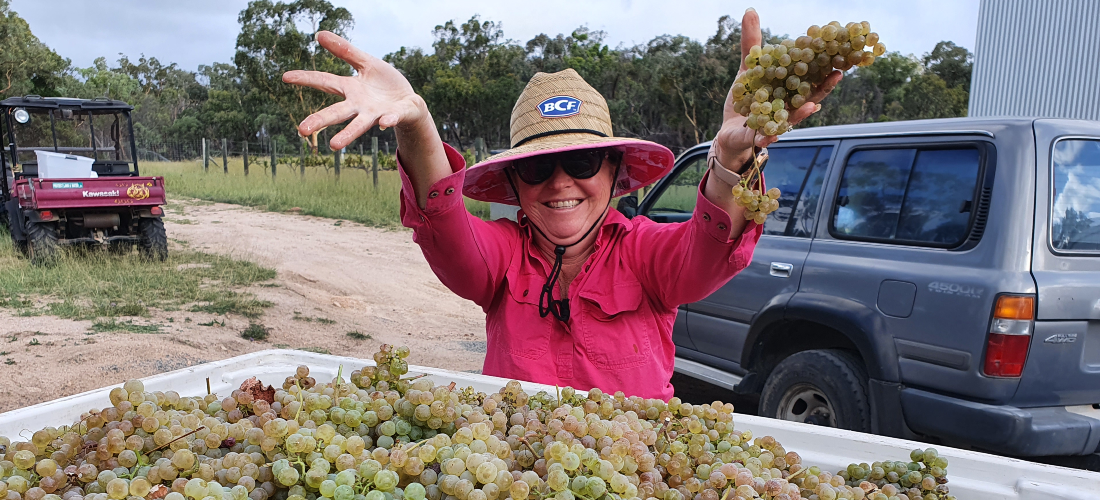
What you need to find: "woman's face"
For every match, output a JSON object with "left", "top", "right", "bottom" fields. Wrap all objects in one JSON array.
[{"left": 515, "top": 153, "right": 617, "bottom": 245}]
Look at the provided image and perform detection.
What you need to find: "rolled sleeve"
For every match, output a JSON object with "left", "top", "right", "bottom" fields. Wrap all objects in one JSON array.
[
  {"left": 399, "top": 143, "right": 468, "bottom": 232},
  {"left": 691, "top": 171, "right": 764, "bottom": 270},
  {"left": 397, "top": 142, "right": 517, "bottom": 310}
]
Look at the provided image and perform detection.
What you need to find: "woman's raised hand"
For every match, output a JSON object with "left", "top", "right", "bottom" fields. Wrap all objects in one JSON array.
[
  {"left": 714, "top": 9, "right": 842, "bottom": 160},
  {"left": 282, "top": 31, "right": 429, "bottom": 151}
]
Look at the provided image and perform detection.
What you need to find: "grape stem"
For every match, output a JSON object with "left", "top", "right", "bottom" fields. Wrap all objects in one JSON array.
[
  {"left": 152, "top": 426, "right": 206, "bottom": 452},
  {"left": 519, "top": 437, "right": 541, "bottom": 458}
]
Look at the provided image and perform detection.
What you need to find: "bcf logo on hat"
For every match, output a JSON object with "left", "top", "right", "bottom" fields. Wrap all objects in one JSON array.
[{"left": 538, "top": 95, "right": 582, "bottom": 118}]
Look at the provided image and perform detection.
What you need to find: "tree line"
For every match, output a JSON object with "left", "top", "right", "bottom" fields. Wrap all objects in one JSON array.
[{"left": 0, "top": 0, "right": 973, "bottom": 156}]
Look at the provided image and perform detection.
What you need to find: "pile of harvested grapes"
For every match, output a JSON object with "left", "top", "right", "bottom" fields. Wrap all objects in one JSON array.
[{"left": 0, "top": 345, "right": 952, "bottom": 500}]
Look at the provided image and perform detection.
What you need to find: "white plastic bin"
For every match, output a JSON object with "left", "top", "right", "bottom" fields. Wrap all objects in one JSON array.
[
  {"left": 35, "top": 150, "right": 95, "bottom": 179},
  {"left": 0, "top": 350, "right": 1097, "bottom": 500}
]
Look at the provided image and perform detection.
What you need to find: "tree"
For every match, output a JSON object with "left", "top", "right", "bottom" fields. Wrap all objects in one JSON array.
[
  {"left": 0, "top": 0, "right": 68, "bottom": 98},
  {"left": 923, "top": 41, "right": 973, "bottom": 91},
  {"left": 234, "top": 0, "right": 354, "bottom": 152}
]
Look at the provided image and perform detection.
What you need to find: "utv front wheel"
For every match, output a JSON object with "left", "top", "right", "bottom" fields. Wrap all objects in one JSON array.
[
  {"left": 138, "top": 218, "right": 168, "bottom": 261},
  {"left": 25, "top": 220, "right": 60, "bottom": 266}
]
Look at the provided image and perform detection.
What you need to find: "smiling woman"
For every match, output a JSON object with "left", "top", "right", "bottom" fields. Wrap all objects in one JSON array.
[{"left": 283, "top": 8, "right": 840, "bottom": 398}]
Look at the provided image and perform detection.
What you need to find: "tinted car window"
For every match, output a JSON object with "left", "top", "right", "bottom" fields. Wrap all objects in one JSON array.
[
  {"left": 1051, "top": 139, "right": 1100, "bottom": 252},
  {"left": 833, "top": 146, "right": 982, "bottom": 246},
  {"left": 787, "top": 146, "right": 833, "bottom": 238},
  {"left": 833, "top": 149, "right": 916, "bottom": 239},
  {"left": 896, "top": 149, "right": 981, "bottom": 243},
  {"left": 762, "top": 147, "right": 820, "bottom": 235},
  {"left": 649, "top": 155, "right": 705, "bottom": 214}
]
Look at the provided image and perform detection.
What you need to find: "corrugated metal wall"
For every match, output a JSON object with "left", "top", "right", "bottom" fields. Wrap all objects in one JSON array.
[{"left": 970, "top": 0, "right": 1100, "bottom": 120}]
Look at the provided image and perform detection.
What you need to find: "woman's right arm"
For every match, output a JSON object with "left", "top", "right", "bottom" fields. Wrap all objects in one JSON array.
[
  {"left": 282, "top": 31, "right": 450, "bottom": 210},
  {"left": 282, "top": 32, "right": 514, "bottom": 309}
]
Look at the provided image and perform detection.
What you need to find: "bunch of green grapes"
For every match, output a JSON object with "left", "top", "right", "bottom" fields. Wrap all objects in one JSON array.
[
  {"left": 351, "top": 345, "right": 411, "bottom": 391},
  {"left": 728, "top": 22, "right": 884, "bottom": 223},
  {"left": 2, "top": 344, "right": 957, "bottom": 500},
  {"left": 839, "top": 448, "right": 953, "bottom": 500},
  {"left": 732, "top": 21, "right": 886, "bottom": 137}
]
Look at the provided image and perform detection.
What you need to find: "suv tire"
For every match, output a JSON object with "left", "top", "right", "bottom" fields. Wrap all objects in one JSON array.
[
  {"left": 25, "top": 220, "right": 60, "bottom": 266},
  {"left": 138, "top": 218, "right": 167, "bottom": 261},
  {"left": 760, "top": 349, "right": 871, "bottom": 432}
]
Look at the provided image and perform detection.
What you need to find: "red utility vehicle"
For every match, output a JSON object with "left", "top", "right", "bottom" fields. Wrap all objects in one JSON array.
[{"left": 1, "top": 96, "right": 167, "bottom": 264}]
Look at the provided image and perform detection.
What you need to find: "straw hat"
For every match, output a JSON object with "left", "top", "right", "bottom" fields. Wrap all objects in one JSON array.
[{"left": 463, "top": 69, "right": 675, "bottom": 206}]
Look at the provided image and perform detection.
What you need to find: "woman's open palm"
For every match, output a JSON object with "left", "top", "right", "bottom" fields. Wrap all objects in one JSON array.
[{"left": 282, "top": 31, "right": 426, "bottom": 150}]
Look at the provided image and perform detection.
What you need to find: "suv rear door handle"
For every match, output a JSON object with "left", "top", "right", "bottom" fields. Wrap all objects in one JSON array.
[{"left": 770, "top": 262, "right": 794, "bottom": 278}]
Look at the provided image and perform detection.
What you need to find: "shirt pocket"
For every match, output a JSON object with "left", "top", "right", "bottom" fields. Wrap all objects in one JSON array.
[
  {"left": 488, "top": 272, "right": 552, "bottom": 360},
  {"left": 579, "top": 280, "right": 653, "bottom": 370}
]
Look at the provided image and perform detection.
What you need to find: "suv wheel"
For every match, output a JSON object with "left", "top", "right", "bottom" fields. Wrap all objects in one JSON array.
[
  {"left": 760, "top": 349, "right": 871, "bottom": 432},
  {"left": 25, "top": 220, "right": 60, "bottom": 266},
  {"left": 138, "top": 218, "right": 168, "bottom": 261}
]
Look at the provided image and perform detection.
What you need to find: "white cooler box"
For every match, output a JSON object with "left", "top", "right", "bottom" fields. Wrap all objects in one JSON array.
[
  {"left": 35, "top": 150, "right": 97, "bottom": 179},
  {"left": 1, "top": 350, "right": 1098, "bottom": 500}
]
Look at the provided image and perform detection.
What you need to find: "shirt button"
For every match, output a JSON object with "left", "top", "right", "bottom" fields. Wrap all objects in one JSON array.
[
  {"left": 523, "top": 289, "right": 529, "bottom": 297},
  {"left": 718, "top": 223, "right": 727, "bottom": 231},
  {"left": 703, "top": 213, "right": 711, "bottom": 221},
  {"left": 444, "top": 187, "right": 455, "bottom": 195},
  {"left": 585, "top": 265, "right": 590, "bottom": 272},
  {"left": 418, "top": 215, "right": 425, "bottom": 222},
  {"left": 429, "top": 191, "right": 439, "bottom": 198}
]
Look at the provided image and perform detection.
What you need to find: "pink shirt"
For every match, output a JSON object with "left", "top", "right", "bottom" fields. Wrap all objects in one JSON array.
[{"left": 399, "top": 143, "right": 763, "bottom": 399}]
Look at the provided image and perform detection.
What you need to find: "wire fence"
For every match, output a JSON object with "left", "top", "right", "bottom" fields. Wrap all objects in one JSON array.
[{"left": 137, "top": 136, "right": 492, "bottom": 184}]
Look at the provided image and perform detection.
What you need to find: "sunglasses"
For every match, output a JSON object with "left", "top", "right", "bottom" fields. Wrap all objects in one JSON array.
[{"left": 511, "top": 149, "right": 614, "bottom": 185}]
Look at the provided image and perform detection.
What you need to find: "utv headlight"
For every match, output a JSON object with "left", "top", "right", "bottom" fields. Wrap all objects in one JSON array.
[{"left": 13, "top": 108, "right": 30, "bottom": 124}]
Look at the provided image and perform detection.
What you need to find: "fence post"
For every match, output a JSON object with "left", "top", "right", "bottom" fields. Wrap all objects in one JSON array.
[
  {"left": 385, "top": 141, "right": 390, "bottom": 156},
  {"left": 202, "top": 138, "right": 208, "bottom": 172},
  {"left": 271, "top": 138, "right": 277, "bottom": 180},
  {"left": 474, "top": 137, "right": 485, "bottom": 163},
  {"left": 334, "top": 147, "right": 341, "bottom": 181},
  {"left": 358, "top": 144, "right": 364, "bottom": 161},
  {"left": 222, "top": 138, "right": 229, "bottom": 174},
  {"left": 243, "top": 141, "right": 249, "bottom": 176},
  {"left": 371, "top": 137, "right": 379, "bottom": 188},
  {"left": 299, "top": 141, "right": 306, "bottom": 179}
]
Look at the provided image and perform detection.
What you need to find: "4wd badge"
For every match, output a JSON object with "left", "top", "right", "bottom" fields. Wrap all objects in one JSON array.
[
  {"left": 1044, "top": 333, "right": 1077, "bottom": 344},
  {"left": 127, "top": 184, "right": 150, "bottom": 200}
]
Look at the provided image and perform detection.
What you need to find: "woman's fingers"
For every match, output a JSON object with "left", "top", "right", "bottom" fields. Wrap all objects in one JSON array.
[
  {"left": 806, "top": 70, "right": 843, "bottom": 105},
  {"left": 739, "top": 9, "right": 762, "bottom": 72},
  {"left": 299, "top": 101, "right": 358, "bottom": 136},
  {"left": 283, "top": 70, "right": 347, "bottom": 96},
  {"left": 330, "top": 114, "right": 377, "bottom": 150},
  {"left": 786, "top": 71, "right": 841, "bottom": 126},
  {"left": 316, "top": 31, "right": 380, "bottom": 71}
]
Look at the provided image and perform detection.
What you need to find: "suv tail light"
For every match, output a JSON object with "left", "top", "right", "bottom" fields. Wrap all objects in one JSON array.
[{"left": 983, "top": 295, "right": 1035, "bottom": 378}]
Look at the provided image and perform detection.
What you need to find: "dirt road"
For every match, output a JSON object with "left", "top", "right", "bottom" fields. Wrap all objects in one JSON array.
[{"left": 0, "top": 200, "right": 487, "bottom": 413}]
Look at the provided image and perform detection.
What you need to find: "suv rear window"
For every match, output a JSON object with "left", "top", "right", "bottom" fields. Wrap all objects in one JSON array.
[
  {"left": 1051, "top": 139, "right": 1100, "bottom": 252},
  {"left": 832, "top": 146, "right": 982, "bottom": 247}
]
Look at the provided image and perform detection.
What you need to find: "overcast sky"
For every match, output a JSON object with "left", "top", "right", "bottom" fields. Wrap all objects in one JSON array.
[{"left": 13, "top": 0, "right": 980, "bottom": 72}]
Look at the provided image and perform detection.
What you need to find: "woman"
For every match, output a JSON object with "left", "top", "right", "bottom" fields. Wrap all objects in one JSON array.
[{"left": 283, "top": 9, "right": 839, "bottom": 399}]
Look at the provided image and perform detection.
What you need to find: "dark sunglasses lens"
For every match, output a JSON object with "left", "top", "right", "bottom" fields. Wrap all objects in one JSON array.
[
  {"left": 560, "top": 150, "right": 605, "bottom": 179},
  {"left": 514, "top": 157, "right": 555, "bottom": 184}
]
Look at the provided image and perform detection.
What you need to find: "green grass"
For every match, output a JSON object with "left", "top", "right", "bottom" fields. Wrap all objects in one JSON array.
[
  {"left": 0, "top": 229, "right": 276, "bottom": 320},
  {"left": 143, "top": 158, "right": 491, "bottom": 227},
  {"left": 240, "top": 322, "right": 270, "bottom": 341},
  {"left": 297, "top": 346, "right": 331, "bottom": 355},
  {"left": 346, "top": 330, "right": 371, "bottom": 340},
  {"left": 91, "top": 318, "right": 163, "bottom": 334}
]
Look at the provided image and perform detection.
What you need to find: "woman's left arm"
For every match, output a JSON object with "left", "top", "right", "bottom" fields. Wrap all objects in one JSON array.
[{"left": 704, "top": 8, "right": 841, "bottom": 239}]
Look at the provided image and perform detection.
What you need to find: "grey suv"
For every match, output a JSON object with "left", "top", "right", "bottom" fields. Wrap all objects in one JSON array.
[{"left": 620, "top": 117, "right": 1100, "bottom": 463}]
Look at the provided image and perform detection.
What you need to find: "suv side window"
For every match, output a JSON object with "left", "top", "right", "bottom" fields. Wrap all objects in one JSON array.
[
  {"left": 648, "top": 154, "right": 705, "bottom": 216},
  {"left": 1051, "top": 139, "right": 1100, "bottom": 252},
  {"left": 764, "top": 146, "right": 833, "bottom": 237},
  {"left": 832, "top": 146, "right": 982, "bottom": 247}
]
